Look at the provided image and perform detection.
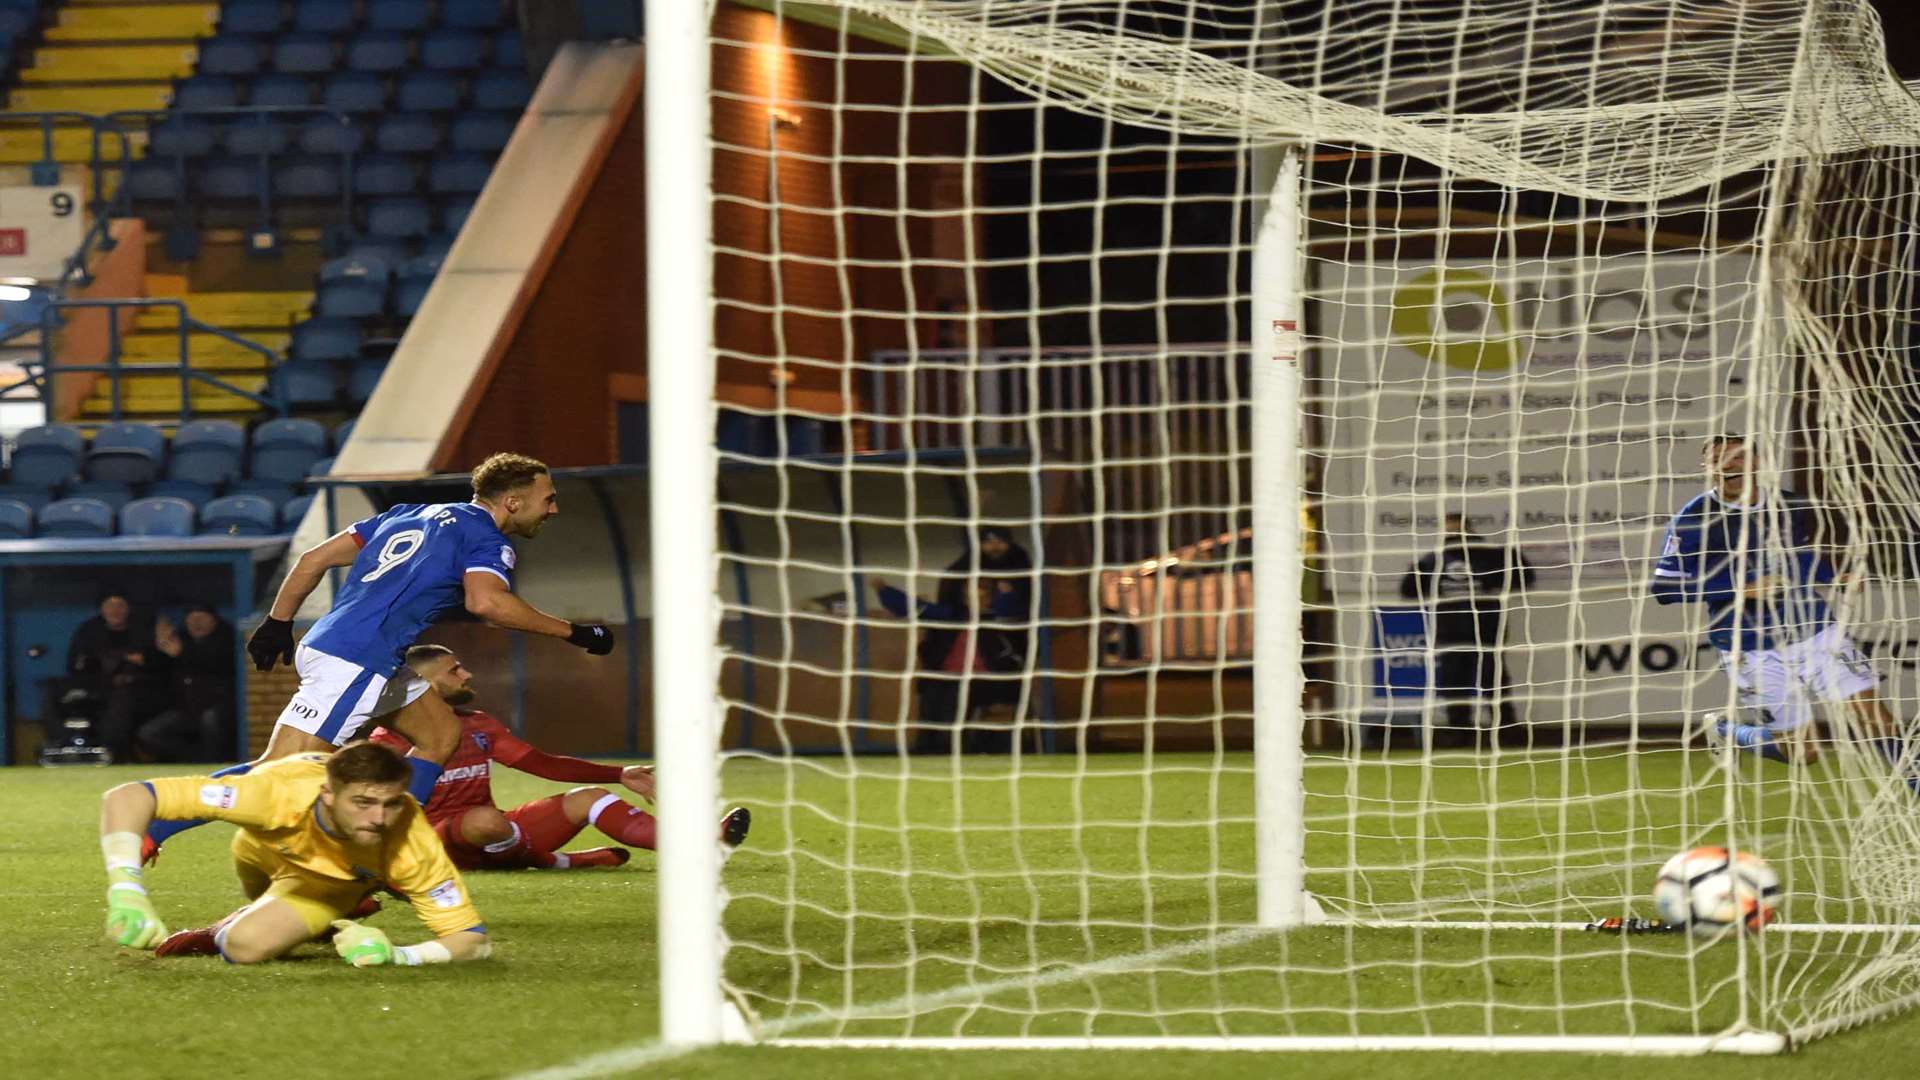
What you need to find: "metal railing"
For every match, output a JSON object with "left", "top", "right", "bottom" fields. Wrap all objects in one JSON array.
[
  {"left": 0, "top": 112, "right": 141, "bottom": 285},
  {"left": 1099, "top": 525, "right": 1255, "bottom": 667}
]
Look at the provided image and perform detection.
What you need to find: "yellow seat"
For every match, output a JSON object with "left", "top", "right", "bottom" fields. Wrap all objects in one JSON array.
[
  {"left": 0, "top": 125, "right": 108, "bottom": 165},
  {"left": 8, "top": 83, "right": 174, "bottom": 113},
  {"left": 18, "top": 44, "right": 199, "bottom": 83},
  {"left": 44, "top": 4, "right": 219, "bottom": 42}
]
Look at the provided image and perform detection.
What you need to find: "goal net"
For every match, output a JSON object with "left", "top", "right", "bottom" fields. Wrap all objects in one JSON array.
[{"left": 648, "top": 0, "right": 1920, "bottom": 1053}]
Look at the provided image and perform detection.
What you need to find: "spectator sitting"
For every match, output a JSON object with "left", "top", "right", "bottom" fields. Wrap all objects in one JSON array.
[
  {"left": 61, "top": 590, "right": 165, "bottom": 762},
  {"left": 137, "top": 605, "right": 238, "bottom": 763},
  {"left": 873, "top": 574, "right": 1028, "bottom": 755}
]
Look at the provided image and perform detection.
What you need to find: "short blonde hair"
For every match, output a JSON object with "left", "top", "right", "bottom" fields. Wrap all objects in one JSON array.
[{"left": 471, "top": 452, "right": 550, "bottom": 501}]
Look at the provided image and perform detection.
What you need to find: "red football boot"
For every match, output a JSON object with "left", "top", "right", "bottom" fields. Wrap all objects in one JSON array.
[
  {"left": 154, "top": 926, "right": 220, "bottom": 958},
  {"left": 554, "top": 847, "right": 630, "bottom": 869}
]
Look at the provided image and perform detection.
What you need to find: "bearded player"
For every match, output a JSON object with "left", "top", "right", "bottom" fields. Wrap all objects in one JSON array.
[
  {"left": 100, "top": 741, "right": 489, "bottom": 966},
  {"left": 369, "top": 645, "right": 750, "bottom": 869},
  {"left": 142, "top": 453, "right": 617, "bottom": 858}
]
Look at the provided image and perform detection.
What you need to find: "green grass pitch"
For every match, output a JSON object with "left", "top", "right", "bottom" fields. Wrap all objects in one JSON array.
[{"left": 3, "top": 749, "right": 1917, "bottom": 1080}]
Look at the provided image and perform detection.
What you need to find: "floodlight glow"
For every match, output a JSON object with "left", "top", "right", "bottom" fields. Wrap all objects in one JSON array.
[{"left": 0, "top": 286, "right": 31, "bottom": 302}]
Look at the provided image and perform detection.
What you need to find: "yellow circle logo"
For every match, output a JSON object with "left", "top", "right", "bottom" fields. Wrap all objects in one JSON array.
[{"left": 1389, "top": 268, "right": 1520, "bottom": 373}]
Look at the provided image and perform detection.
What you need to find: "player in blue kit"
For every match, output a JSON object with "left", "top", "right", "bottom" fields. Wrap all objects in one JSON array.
[
  {"left": 144, "top": 453, "right": 616, "bottom": 855},
  {"left": 1651, "top": 433, "right": 1910, "bottom": 779}
]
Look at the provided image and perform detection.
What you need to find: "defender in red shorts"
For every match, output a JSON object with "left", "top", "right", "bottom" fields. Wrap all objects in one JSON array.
[{"left": 370, "top": 645, "right": 749, "bottom": 869}]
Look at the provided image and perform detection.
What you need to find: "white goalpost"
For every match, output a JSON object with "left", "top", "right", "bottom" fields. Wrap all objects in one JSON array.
[{"left": 647, "top": 0, "right": 1920, "bottom": 1056}]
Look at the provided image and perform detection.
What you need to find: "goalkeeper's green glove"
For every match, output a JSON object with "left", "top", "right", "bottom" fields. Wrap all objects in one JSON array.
[
  {"left": 332, "top": 920, "right": 394, "bottom": 967},
  {"left": 105, "top": 883, "right": 168, "bottom": 949}
]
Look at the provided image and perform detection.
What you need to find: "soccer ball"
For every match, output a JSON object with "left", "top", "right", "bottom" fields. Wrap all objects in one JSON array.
[{"left": 1652, "top": 846, "right": 1781, "bottom": 938}]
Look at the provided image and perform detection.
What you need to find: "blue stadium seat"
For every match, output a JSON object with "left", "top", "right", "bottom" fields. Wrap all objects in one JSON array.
[
  {"left": 293, "top": 0, "right": 356, "bottom": 34},
  {"left": 347, "top": 358, "right": 387, "bottom": 402},
  {"left": 323, "top": 71, "right": 388, "bottom": 113},
  {"left": 120, "top": 497, "right": 197, "bottom": 538},
  {"left": 273, "top": 156, "right": 344, "bottom": 198},
  {"left": 226, "top": 479, "right": 295, "bottom": 504},
  {"left": 306, "top": 456, "right": 336, "bottom": 479},
  {"left": 421, "top": 28, "right": 487, "bottom": 70},
  {"left": 197, "top": 35, "right": 265, "bottom": 77},
  {"left": 416, "top": 232, "right": 456, "bottom": 258},
  {"left": 199, "top": 495, "right": 279, "bottom": 537},
  {"left": 273, "top": 33, "right": 337, "bottom": 74},
  {"left": 251, "top": 73, "right": 316, "bottom": 107},
  {"left": 149, "top": 115, "right": 218, "bottom": 157},
  {"left": 222, "top": 115, "right": 292, "bottom": 156},
  {"left": 331, "top": 418, "right": 356, "bottom": 452},
  {"left": 315, "top": 254, "right": 391, "bottom": 318},
  {"left": 168, "top": 419, "right": 247, "bottom": 485},
  {"left": 352, "top": 154, "right": 418, "bottom": 196},
  {"left": 37, "top": 498, "right": 116, "bottom": 539},
  {"left": 394, "top": 253, "right": 443, "bottom": 316},
  {"left": 280, "top": 493, "right": 314, "bottom": 531},
  {"left": 173, "top": 75, "right": 241, "bottom": 110},
  {"left": 440, "top": 196, "right": 476, "bottom": 234},
  {"left": 289, "top": 317, "right": 364, "bottom": 363},
  {"left": 449, "top": 111, "right": 513, "bottom": 153},
  {"left": 85, "top": 422, "right": 168, "bottom": 484},
  {"left": 200, "top": 158, "right": 264, "bottom": 200},
  {"left": 144, "top": 480, "right": 217, "bottom": 509},
  {"left": 471, "top": 68, "right": 531, "bottom": 110},
  {"left": 493, "top": 31, "right": 524, "bottom": 68},
  {"left": 125, "top": 161, "right": 185, "bottom": 202},
  {"left": 10, "top": 424, "right": 86, "bottom": 487},
  {"left": 298, "top": 115, "right": 364, "bottom": 155},
  {"left": 270, "top": 362, "right": 338, "bottom": 408},
  {"left": 366, "top": 196, "right": 431, "bottom": 238},
  {"left": 221, "top": 0, "right": 286, "bottom": 35},
  {"left": 368, "top": 0, "right": 431, "bottom": 32},
  {"left": 249, "top": 417, "right": 329, "bottom": 482},
  {"left": 0, "top": 484, "right": 53, "bottom": 512},
  {"left": 396, "top": 70, "right": 462, "bottom": 112},
  {"left": 63, "top": 480, "right": 134, "bottom": 511},
  {"left": 0, "top": 498, "right": 32, "bottom": 539},
  {"left": 374, "top": 113, "right": 439, "bottom": 153},
  {"left": 343, "top": 239, "right": 409, "bottom": 266},
  {"left": 427, "top": 153, "right": 491, "bottom": 195},
  {"left": 347, "top": 31, "right": 410, "bottom": 72},
  {"left": 441, "top": 0, "right": 506, "bottom": 30}
]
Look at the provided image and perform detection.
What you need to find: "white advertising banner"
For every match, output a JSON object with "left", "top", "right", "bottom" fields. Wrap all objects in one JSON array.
[{"left": 0, "top": 185, "right": 84, "bottom": 282}]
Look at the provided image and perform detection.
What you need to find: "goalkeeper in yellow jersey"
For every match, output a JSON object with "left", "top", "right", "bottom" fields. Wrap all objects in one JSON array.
[{"left": 98, "top": 741, "right": 491, "bottom": 966}]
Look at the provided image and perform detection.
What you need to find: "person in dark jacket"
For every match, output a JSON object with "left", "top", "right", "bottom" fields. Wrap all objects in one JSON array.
[
  {"left": 63, "top": 590, "right": 165, "bottom": 761},
  {"left": 137, "top": 605, "right": 238, "bottom": 762},
  {"left": 1399, "top": 513, "right": 1534, "bottom": 742}
]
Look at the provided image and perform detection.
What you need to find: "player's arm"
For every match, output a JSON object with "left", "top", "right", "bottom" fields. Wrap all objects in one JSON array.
[
  {"left": 462, "top": 570, "right": 613, "bottom": 654},
  {"left": 484, "top": 717, "right": 649, "bottom": 795},
  {"left": 1650, "top": 515, "right": 1736, "bottom": 606},
  {"left": 98, "top": 774, "right": 276, "bottom": 948},
  {"left": 338, "top": 828, "right": 493, "bottom": 966},
  {"left": 332, "top": 922, "right": 491, "bottom": 967},
  {"left": 246, "top": 529, "right": 366, "bottom": 670}
]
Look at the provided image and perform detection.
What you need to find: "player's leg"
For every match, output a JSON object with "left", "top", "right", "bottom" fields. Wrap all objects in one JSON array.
[
  {"left": 1711, "top": 647, "right": 1803, "bottom": 764},
  {"left": 494, "top": 794, "right": 614, "bottom": 868},
  {"left": 218, "top": 879, "right": 348, "bottom": 964},
  {"left": 369, "top": 675, "right": 459, "bottom": 804}
]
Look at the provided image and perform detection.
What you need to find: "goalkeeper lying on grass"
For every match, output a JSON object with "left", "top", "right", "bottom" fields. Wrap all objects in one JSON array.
[{"left": 99, "top": 740, "right": 490, "bottom": 966}]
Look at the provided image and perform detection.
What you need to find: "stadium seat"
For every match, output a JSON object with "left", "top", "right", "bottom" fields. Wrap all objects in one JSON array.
[
  {"left": 416, "top": 232, "right": 456, "bottom": 259},
  {"left": 199, "top": 495, "right": 279, "bottom": 537},
  {"left": 0, "top": 498, "right": 32, "bottom": 539},
  {"left": 274, "top": 33, "right": 338, "bottom": 74},
  {"left": 149, "top": 115, "right": 219, "bottom": 157},
  {"left": 306, "top": 456, "right": 336, "bottom": 480},
  {"left": 471, "top": 68, "right": 532, "bottom": 110},
  {"left": 125, "top": 161, "right": 185, "bottom": 202},
  {"left": 37, "top": 498, "right": 116, "bottom": 539},
  {"left": 0, "top": 484, "right": 54, "bottom": 512},
  {"left": 343, "top": 239, "right": 409, "bottom": 266},
  {"left": 85, "top": 422, "right": 168, "bottom": 484},
  {"left": 143, "top": 480, "right": 217, "bottom": 509},
  {"left": 316, "top": 254, "right": 392, "bottom": 318},
  {"left": 440, "top": 196, "right": 477, "bottom": 234},
  {"left": 168, "top": 419, "right": 247, "bottom": 485},
  {"left": 289, "top": 317, "right": 364, "bottom": 363},
  {"left": 63, "top": 481, "right": 134, "bottom": 511},
  {"left": 249, "top": 417, "right": 329, "bottom": 482},
  {"left": 323, "top": 72, "right": 389, "bottom": 113},
  {"left": 347, "top": 358, "right": 387, "bottom": 403},
  {"left": 269, "top": 362, "right": 338, "bottom": 408},
  {"left": 331, "top": 418, "right": 356, "bottom": 452},
  {"left": 280, "top": 493, "right": 314, "bottom": 530},
  {"left": 120, "top": 497, "right": 197, "bottom": 539},
  {"left": 449, "top": 111, "right": 513, "bottom": 153},
  {"left": 441, "top": 0, "right": 507, "bottom": 30},
  {"left": 227, "top": 479, "right": 295, "bottom": 505},
  {"left": 201, "top": 158, "right": 264, "bottom": 200},
  {"left": 293, "top": 0, "right": 357, "bottom": 34},
  {"left": 374, "top": 113, "right": 440, "bottom": 153},
  {"left": 366, "top": 196, "right": 432, "bottom": 238},
  {"left": 422, "top": 28, "right": 488, "bottom": 70},
  {"left": 394, "top": 253, "right": 443, "bottom": 316},
  {"left": 223, "top": 115, "right": 292, "bottom": 156},
  {"left": 352, "top": 154, "right": 419, "bottom": 196},
  {"left": 369, "top": 0, "right": 431, "bottom": 32},
  {"left": 10, "top": 424, "right": 86, "bottom": 487},
  {"left": 273, "top": 156, "right": 344, "bottom": 199},
  {"left": 346, "top": 31, "right": 411, "bottom": 73},
  {"left": 173, "top": 75, "right": 242, "bottom": 110},
  {"left": 251, "top": 73, "right": 316, "bottom": 108},
  {"left": 396, "top": 70, "right": 463, "bottom": 112},
  {"left": 298, "top": 115, "right": 364, "bottom": 155},
  {"left": 428, "top": 153, "right": 492, "bottom": 196},
  {"left": 221, "top": 0, "right": 287, "bottom": 35},
  {"left": 197, "top": 35, "right": 265, "bottom": 77},
  {"left": 494, "top": 31, "right": 524, "bottom": 68}
]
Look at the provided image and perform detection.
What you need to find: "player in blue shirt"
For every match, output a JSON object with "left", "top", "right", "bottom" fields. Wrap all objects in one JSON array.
[
  {"left": 144, "top": 453, "right": 615, "bottom": 856},
  {"left": 1652, "top": 434, "right": 1908, "bottom": 777}
]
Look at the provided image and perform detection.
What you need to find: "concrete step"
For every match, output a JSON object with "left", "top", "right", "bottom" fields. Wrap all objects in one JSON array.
[
  {"left": 18, "top": 43, "right": 199, "bottom": 84},
  {"left": 44, "top": 3, "right": 219, "bottom": 42},
  {"left": 8, "top": 82, "right": 174, "bottom": 113},
  {"left": 117, "top": 330, "right": 288, "bottom": 364},
  {"left": 132, "top": 291, "right": 312, "bottom": 329}
]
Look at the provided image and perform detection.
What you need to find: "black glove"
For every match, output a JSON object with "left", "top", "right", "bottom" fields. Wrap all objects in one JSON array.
[
  {"left": 247, "top": 617, "right": 295, "bottom": 672},
  {"left": 568, "top": 622, "right": 615, "bottom": 655}
]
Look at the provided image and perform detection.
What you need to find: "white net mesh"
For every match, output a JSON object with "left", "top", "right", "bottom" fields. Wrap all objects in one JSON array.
[{"left": 701, "top": 0, "right": 1920, "bottom": 1049}]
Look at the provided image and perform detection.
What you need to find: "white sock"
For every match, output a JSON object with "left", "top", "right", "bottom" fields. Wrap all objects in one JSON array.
[
  {"left": 481, "top": 822, "right": 525, "bottom": 854},
  {"left": 549, "top": 852, "right": 572, "bottom": 869},
  {"left": 587, "top": 793, "right": 623, "bottom": 827}
]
